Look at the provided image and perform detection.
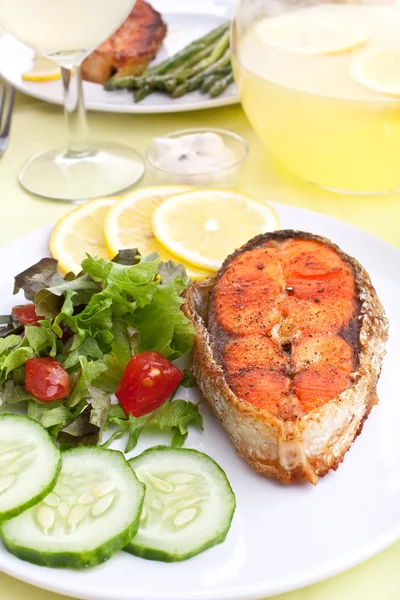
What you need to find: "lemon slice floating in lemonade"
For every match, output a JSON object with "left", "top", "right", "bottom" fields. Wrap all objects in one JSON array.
[
  {"left": 152, "top": 189, "right": 279, "bottom": 271},
  {"left": 256, "top": 5, "right": 370, "bottom": 55},
  {"left": 22, "top": 54, "right": 61, "bottom": 82},
  {"left": 104, "top": 186, "right": 212, "bottom": 281},
  {"left": 50, "top": 197, "right": 117, "bottom": 274},
  {"left": 350, "top": 49, "right": 400, "bottom": 97}
]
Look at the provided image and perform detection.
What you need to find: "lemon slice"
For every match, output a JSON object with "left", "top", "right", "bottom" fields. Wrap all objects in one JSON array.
[
  {"left": 104, "top": 186, "right": 212, "bottom": 281},
  {"left": 152, "top": 189, "right": 279, "bottom": 271},
  {"left": 22, "top": 54, "right": 61, "bottom": 82},
  {"left": 257, "top": 5, "right": 370, "bottom": 55},
  {"left": 50, "top": 197, "right": 117, "bottom": 274},
  {"left": 350, "top": 49, "right": 400, "bottom": 96}
]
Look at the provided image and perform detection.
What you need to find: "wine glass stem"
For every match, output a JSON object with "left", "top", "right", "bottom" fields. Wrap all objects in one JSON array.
[{"left": 61, "top": 65, "right": 90, "bottom": 156}]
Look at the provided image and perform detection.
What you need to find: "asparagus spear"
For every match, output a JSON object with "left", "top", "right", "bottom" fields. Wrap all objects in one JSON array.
[
  {"left": 105, "top": 73, "right": 185, "bottom": 91},
  {"left": 164, "top": 78, "right": 179, "bottom": 93},
  {"left": 201, "top": 68, "right": 231, "bottom": 93},
  {"left": 104, "top": 77, "right": 134, "bottom": 91},
  {"left": 134, "top": 85, "right": 152, "bottom": 103},
  {"left": 145, "top": 76, "right": 182, "bottom": 91},
  {"left": 174, "top": 44, "right": 217, "bottom": 73},
  {"left": 145, "top": 22, "right": 230, "bottom": 76},
  {"left": 172, "top": 52, "right": 231, "bottom": 98},
  {"left": 209, "top": 72, "right": 234, "bottom": 98},
  {"left": 186, "top": 31, "right": 230, "bottom": 78},
  {"left": 201, "top": 73, "right": 219, "bottom": 94}
]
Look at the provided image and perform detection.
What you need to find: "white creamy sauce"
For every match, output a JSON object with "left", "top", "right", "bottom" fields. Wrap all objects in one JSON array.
[{"left": 150, "top": 133, "right": 236, "bottom": 174}]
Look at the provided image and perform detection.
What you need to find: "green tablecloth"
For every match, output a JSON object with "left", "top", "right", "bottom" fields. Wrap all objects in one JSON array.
[{"left": 0, "top": 91, "right": 399, "bottom": 600}]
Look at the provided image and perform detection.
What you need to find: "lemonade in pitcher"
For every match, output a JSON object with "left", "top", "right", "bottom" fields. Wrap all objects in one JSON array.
[{"left": 232, "top": 2, "right": 400, "bottom": 193}]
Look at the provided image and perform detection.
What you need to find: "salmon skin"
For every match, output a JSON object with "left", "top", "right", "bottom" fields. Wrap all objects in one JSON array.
[{"left": 183, "top": 231, "right": 388, "bottom": 484}]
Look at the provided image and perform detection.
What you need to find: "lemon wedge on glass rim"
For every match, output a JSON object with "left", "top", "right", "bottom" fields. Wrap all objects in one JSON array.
[
  {"left": 350, "top": 49, "right": 400, "bottom": 97},
  {"left": 104, "top": 186, "right": 212, "bottom": 281},
  {"left": 152, "top": 189, "right": 279, "bottom": 271},
  {"left": 256, "top": 5, "right": 370, "bottom": 55},
  {"left": 22, "top": 54, "right": 61, "bottom": 82},
  {"left": 50, "top": 197, "right": 117, "bottom": 274}
]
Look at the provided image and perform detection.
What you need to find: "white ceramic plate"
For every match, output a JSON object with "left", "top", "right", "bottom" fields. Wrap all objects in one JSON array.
[
  {"left": 0, "top": 12, "right": 239, "bottom": 114},
  {"left": 0, "top": 203, "right": 399, "bottom": 600}
]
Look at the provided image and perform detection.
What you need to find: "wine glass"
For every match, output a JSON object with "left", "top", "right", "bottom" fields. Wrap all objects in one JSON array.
[
  {"left": 0, "top": 0, "right": 145, "bottom": 201},
  {"left": 232, "top": 0, "right": 400, "bottom": 194}
]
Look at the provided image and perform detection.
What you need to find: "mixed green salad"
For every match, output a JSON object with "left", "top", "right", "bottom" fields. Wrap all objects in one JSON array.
[
  {"left": 0, "top": 250, "right": 236, "bottom": 569},
  {"left": 0, "top": 249, "right": 202, "bottom": 450}
]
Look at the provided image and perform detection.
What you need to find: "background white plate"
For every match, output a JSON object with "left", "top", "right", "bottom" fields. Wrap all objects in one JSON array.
[
  {"left": 0, "top": 12, "right": 239, "bottom": 114},
  {"left": 0, "top": 203, "right": 400, "bottom": 600}
]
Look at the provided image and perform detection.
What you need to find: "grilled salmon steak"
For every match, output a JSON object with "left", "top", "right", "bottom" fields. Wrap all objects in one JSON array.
[
  {"left": 184, "top": 231, "right": 388, "bottom": 484},
  {"left": 81, "top": 0, "right": 167, "bottom": 84}
]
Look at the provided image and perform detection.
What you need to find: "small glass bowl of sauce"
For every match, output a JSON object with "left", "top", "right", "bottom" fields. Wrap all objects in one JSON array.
[{"left": 146, "top": 127, "right": 249, "bottom": 187}]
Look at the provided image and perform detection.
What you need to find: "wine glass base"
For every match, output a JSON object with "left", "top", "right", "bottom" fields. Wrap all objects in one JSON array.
[{"left": 19, "top": 142, "right": 145, "bottom": 202}]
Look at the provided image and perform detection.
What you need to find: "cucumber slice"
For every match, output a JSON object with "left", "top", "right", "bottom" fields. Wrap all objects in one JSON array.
[
  {"left": 126, "top": 446, "right": 236, "bottom": 562},
  {"left": 1, "top": 447, "right": 145, "bottom": 568},
  {"left": 0, "top": 414, "right": 61, "bottom": 521}
]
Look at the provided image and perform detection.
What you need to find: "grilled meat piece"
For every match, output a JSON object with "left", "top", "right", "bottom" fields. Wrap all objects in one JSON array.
[
  {"left": 81, "top": 0, "right": 167, "bottom": 84},
  {"left": 183, "top": 231, "right": 388, "bottom": 484}
]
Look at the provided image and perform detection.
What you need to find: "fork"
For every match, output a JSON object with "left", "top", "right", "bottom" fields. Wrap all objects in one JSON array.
[{"left": 0, "top": 84, "right": 15, "bottom": 157}]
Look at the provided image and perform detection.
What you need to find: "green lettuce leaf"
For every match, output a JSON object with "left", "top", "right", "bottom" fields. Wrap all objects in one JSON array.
[
  {"left": 24, "top": 323, "right": 57, "bottom": 358},
  {"left": 35, "top": 275, "right": 99, "bottom": 319},
  {"left": 157, "top": 260, "right": 190, "bottom": 287},
  {"left": 181, "top": 369, "right": 196, "bottom": 388},
  {"left": 57, "top": 407, "right": 99, "bottom": 448},
  {"left": 81, "top": 255, "right": 159, "bottom": 309},
  {"left": 99, "top": 430, "right": 124, "bottom": 449},
  {"left": 51, "top": 289, "right": 77, "bottom": 337},
  {"left": 63, "top": 335, "right": 104, "bottom": 370},
  {"left": 92, "top": 320, "right": 132, "bottom": 393},
  {"left": 68, "top": 356, "right": 107, "bottom": 408},
  {"left": 125, "top": 400, "right": 203, "bottom": 453},
  {"left": 0, "top": 335, "right": 23, "bottom": 355},
  {"left": 87, "top": 385, "right": 111, "bottom": 429},
  {"left": 108, "top": 404, "right": 129, "bottom": 428},
  {"left": 27, "top": 400, "right": 74, "bottom": 436},
  {"left": 57, "top": 388, "right": 110, "bottom": 449},
  {"left": 78, "top": 295, "right": 113, "bottom": 327},
  {"left": 2, "top": 347, "right": 35, "bottom": 378},
  {"left": 0, "top": 380, "right": 36, "bottom": 406},
  {"left": 130, "top": 280, "right": 194, "bottom": 360}
]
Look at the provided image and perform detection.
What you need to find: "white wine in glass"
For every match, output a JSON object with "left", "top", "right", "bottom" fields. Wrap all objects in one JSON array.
[{"left": 0, "top": 0, "right": 145, "bottom": 201}]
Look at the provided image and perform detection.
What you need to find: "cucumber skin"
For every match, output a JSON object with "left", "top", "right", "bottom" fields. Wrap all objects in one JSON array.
[
  {"left": 126, "top": 445, "right": 236, "bottom": 562},
  {"left": 125, "top": 528, "right": 231, "bottom": 563},
  {"left": 0, "top": 414, "right": 62, "bottom": 522},
  {"left": 0, "top": 462, "right": 61, "bottom": 522},
  {"left": 2, "top": 507, "right": 144, "bottom": 569},
  {"left": 1, "top": 447, "right": 146, "bottom": 569}
]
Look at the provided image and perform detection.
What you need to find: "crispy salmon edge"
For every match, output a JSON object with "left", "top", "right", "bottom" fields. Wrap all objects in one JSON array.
[
  {"left": 81, "top": 0, "right": 168, "bottom": 84},
  {"left": 183, "top": 230, "right": 389, "bottom": 485}
]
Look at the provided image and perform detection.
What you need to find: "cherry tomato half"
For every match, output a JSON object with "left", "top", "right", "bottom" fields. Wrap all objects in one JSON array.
[
  {"left": 25, "top": 358, "right": 70, "bottom": 402},
  {"left": 116, "top": 351, "right": 183, "bottom": 417},
  {"left": 12, "top": 304, "right": 43, "bottom": 327}
]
